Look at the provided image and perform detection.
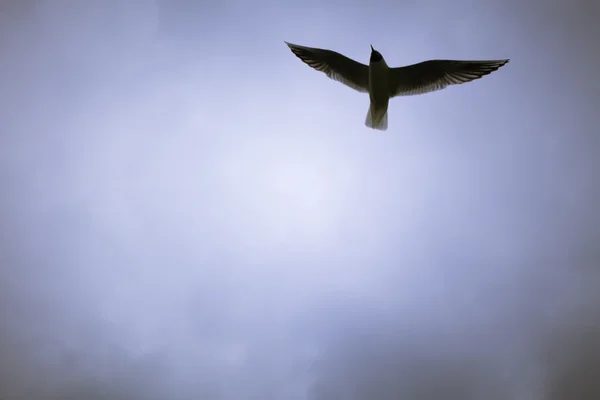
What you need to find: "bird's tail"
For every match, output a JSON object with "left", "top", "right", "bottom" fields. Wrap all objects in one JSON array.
[{"left": 365, "top": 104, "right": 388, "bottom": 131}]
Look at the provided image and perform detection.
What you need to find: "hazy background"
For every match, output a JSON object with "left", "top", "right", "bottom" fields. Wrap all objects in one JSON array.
[{"left": 1, "top": 0, "right": 599, "bottom": 399}]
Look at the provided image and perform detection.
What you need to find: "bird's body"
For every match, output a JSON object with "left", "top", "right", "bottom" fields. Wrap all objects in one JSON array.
[
  {"left": 285, "top": 42, "right": 509, "bottom": 131},
  {"left": 367, "top": 50, "right": 390, "bottom": 130}
]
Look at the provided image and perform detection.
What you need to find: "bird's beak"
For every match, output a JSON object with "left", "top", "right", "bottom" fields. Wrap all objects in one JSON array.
[{"left": 370, "top": 44, "right": 374, "bottom": 51}]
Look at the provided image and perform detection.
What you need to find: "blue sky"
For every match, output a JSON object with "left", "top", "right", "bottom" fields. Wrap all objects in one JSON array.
[{"left": 1, "top": 1, "right": 599, "bottom": 399}]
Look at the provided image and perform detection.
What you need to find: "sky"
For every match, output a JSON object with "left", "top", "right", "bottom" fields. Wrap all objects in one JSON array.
[{"left": 1, "top": 0, "right": 599, "bottom": 399}]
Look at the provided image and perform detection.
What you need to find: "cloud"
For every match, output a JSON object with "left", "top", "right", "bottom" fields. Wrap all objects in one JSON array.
[{"left": 1, "top": 1, "right": 599, "bottom": 399}]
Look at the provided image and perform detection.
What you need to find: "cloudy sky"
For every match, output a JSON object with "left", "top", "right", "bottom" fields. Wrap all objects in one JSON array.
[{"left": 1, "top": 1, "right": 599, "bottom": 399}]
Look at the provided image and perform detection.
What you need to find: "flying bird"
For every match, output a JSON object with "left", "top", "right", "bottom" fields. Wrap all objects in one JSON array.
[{"left": 285, "top": 42, "right": 509, "bottom": 131}]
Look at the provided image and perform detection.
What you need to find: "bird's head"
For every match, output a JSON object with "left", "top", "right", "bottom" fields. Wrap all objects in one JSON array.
[{"left": 370, "top": 45, "right": 383, "bottom": 63}]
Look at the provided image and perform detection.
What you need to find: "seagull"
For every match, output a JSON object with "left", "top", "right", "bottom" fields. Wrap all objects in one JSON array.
[{"left": 285, "top": 42, "right": 509, "bottom": 131}]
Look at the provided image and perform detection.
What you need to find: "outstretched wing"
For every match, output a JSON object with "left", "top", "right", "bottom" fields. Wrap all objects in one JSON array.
[
  {"left": 285, "top": 42, "right": 369, "bottom": 93},
  {"left": 389, "top": 59, "right": 509, "bottom": 97}
]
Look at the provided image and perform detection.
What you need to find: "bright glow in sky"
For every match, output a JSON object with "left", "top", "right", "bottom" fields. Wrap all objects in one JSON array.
[{"left": 1, "top": 1, "right": 600, "bottom": 399}]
